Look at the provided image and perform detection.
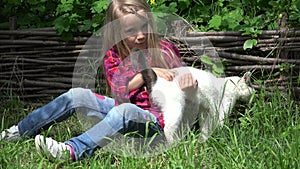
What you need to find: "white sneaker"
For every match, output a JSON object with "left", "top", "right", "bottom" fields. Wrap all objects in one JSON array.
[
  {"left": 35, "top": 135, "right": 74, "bottom": 161},
  {"left": 0, "top": 125, "right": 21, "bottom": 141}
]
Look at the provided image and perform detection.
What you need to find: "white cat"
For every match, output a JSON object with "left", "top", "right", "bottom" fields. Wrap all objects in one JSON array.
[{"left": 141, "top": 67, "right": 254, "bottom": 143}]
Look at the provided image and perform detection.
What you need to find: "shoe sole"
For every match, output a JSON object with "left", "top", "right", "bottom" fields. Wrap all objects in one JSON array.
[
  {"left": 35, "top": 135, "right": 70, "bottom": 161},
  {"left": 35, "top": 135, "right": 55, "bottom": 161}
]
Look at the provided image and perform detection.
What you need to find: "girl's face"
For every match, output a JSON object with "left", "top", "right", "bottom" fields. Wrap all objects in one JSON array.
[{"left": 121, "top": 11, "right": 149, "bottom": 50}]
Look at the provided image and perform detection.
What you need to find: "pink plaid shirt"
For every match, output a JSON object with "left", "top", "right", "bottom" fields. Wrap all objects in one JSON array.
[{"left": 103, "top": 40, "right": 182, "bottom": 128}]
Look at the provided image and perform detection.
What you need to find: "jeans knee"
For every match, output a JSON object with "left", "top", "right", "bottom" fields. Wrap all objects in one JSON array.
[
  {"left": 59, "top": 88, "right": 87, "bottom": 104},
  {"left": 114, "top": 103, "right": 141, "bottom": 120},
  {"left": 115, "top": 103, "right": 135, "bottom": 112},
  {"left": 58, "top": 88, "right": 73, "bottom": 101},
  {"left": 68, "top": 87, "right": 87, "bottom": 95}
]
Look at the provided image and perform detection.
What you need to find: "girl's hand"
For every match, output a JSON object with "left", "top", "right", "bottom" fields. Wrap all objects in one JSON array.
[
  {"left": 178, "top": 73, "right": 198, "bottom": 91},
  {"left": 152, "top": 68, "right": 178, "bottom": 81},
  {"left": 128, "top": 68, "right": 178, "bottom": 92}
]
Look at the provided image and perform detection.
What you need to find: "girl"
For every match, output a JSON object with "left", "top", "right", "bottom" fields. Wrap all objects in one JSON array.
[{"left": 1, "top": 0, "right": 197, "bottom": 161}]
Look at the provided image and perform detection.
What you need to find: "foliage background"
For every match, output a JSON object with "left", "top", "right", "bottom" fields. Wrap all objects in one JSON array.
[{"left": 1, "top": 0, "right": 300, "bottom": 41}]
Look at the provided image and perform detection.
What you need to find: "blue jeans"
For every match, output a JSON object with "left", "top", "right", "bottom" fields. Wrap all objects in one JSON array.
[{"left": 18, "top": 88, "right": 163, "bottom": 160}]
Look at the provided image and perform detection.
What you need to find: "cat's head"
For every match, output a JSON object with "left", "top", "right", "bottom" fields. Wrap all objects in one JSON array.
[
  {"left": 140, "top": 68, "right": 157, "bottom": 93},
  {"left": 227, "top": 71, "right": 254, "bottom": 100}
]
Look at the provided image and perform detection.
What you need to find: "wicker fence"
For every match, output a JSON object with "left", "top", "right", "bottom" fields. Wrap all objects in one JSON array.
[
  {"left": 0, "top": 27, "right": 299, "bottom": 105},
  {"left": 181, "top": 30, "right": 300, "bottom": 101}
]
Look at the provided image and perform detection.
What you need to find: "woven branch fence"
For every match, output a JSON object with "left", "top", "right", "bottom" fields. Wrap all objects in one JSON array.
[{"left": 0, "top": 26, "right": 299, "bottom": 105}]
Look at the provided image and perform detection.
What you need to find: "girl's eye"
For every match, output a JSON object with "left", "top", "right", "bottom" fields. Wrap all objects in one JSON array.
[
  {"left": 126, "top": 29, "right": 133, "bottom": 33},
  {"left": 125, "top": 29, "right": 136, "bottom": 36},
  {"left": 142, "top": 24, "right": 148, "bottom": 31},
  {"left": 125, "top": 23, "right": 149, "bottom": 36}
]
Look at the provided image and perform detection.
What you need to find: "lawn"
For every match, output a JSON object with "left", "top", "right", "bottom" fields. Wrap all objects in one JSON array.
[{"left": 0, "top": 81, "right": 299, "bottom": 169}]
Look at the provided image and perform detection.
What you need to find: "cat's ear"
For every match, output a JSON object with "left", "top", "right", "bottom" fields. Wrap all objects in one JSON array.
[{"left": 241, "top": 71, "right": 251, "bottom": 84}]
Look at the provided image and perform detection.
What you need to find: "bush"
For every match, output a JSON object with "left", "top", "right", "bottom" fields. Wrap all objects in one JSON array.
[{"left": 1, "top": 0, "right": 300, "bottom": 41}]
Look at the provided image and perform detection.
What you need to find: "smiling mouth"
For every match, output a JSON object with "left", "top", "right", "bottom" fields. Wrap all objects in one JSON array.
[
  {"left": 135, "top": 42, "right": 146, "bottom": 48},
  {"left": 136, "top": 42, "right": 145, "bottom": 46}
]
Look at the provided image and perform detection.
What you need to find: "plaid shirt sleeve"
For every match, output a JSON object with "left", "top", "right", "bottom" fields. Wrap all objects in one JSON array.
[{"left": 103, "top": 48, "right": 136, "bottom": 104}]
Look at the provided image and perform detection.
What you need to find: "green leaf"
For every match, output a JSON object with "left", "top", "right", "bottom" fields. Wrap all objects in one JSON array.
[
  {"left": 54, "top": 16, "right": 70, "bottom": 35},
  {"left": 208, "top": 15, "right": 222, "bottom": 29},
  {"left": 178, "top": 0, "right": 191, "bottom": 9},
  {"left": 212, "top": 61, "right": 225, "bottom": 77},
  {"left": 80, "top": 19, "right": 93, "bottom": 32},
  {"left": 151, "top": 2, "right": 177, "bottom": 14},
  {"left": 92, "top": 22, "right": 100, "bottom": 28},
  {"left": 243, "top": 39, "right": 257, "bottom": 50},
  {"left": 200, "top": 55, "right": 214, "bottom": 65},
  {"left": 223, "top": 8, "right": 244, "bottom": 30},
  {"left": 297, "top": 0, "right": 300, "bottom": 11},
  {"left": 212, "top": 63, "right": 224, "bottom": 73},
  {"left": 56, "top": 3, "right": 73, "bottom": 15},
  {"left": 91, "top": 1, "right": 109, "bottom": 14},
  {"left": 169, "top": 2, "right": 178, "bottom": 13}
]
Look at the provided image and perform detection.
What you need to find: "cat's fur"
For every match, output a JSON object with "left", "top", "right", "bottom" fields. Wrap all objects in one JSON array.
[{"left": 141, "top": 67, "right": 254, "bottom": 143}]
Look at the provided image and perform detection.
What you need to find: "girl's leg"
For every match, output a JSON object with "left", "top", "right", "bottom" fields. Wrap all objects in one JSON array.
[
  {"left": 17, "top": 88, "right": 114, "bottom": 138},
  {"left": 39, "top": 103, "right": 163, "bottom": 160}
]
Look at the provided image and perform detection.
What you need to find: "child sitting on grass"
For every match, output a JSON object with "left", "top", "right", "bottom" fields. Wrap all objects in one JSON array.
[{"left": 1, "top": 0, "right": 197, "bottom": 161}]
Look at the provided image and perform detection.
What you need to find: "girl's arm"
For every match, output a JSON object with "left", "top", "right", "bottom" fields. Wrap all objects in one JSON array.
[
  {"left": 152, "top": 68, "right": 178, "bottom": 81},
  {"left": 129, "top": 40, "right": 183, "bottom": 91},
  {"left": 127, "top": 73, "right": 143, "bottom": 91},
  {"left": 128, "top": 67, "right": 178, "bottom": 91},
  {"left": 104, "top": 49, "right": 133, "bottom": 102}
]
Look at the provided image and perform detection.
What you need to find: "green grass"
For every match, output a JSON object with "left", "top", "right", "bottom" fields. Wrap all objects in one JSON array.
[{"left": 0, "top": 83, "right": 299, "bottom": 169}]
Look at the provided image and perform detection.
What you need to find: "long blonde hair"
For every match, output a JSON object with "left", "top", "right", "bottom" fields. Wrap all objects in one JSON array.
[{"left": 103, "top": 0, "right": 173, "bottom": 68}]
